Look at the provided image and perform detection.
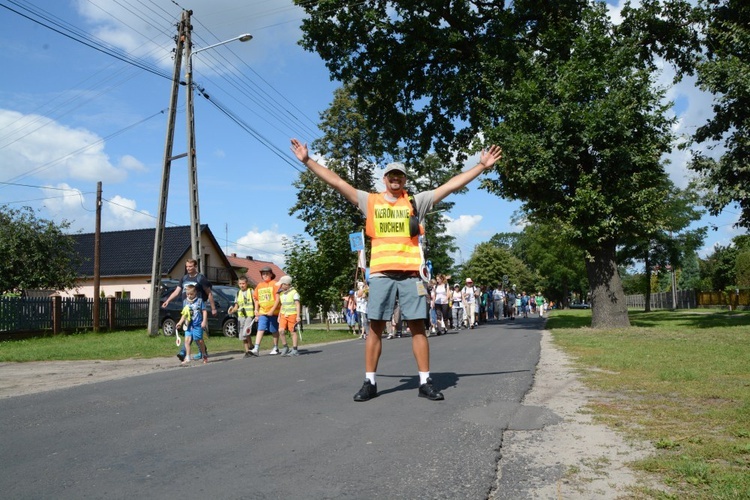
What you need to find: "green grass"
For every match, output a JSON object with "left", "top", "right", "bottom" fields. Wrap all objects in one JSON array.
[
  {"left": 0, "top": 324, "right": 358, "bottom": 362},
  {"left": 547, "top": 309, "right": 750, "bottom": 499}
]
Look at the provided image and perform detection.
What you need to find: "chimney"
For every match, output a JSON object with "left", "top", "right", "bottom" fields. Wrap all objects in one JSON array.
[
  {"left": 231, "top": 253, "right": 237, "bottom": 257},
  {"left": 246, "top": 256, "right": 253, "bottom": 260}
]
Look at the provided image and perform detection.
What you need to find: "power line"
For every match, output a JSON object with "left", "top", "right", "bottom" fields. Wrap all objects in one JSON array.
[{"left": 1, "top": 0, "right": 173, "bottom": 81}]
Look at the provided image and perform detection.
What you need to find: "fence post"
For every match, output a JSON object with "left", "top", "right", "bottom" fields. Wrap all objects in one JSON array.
[
  {"left": 108, "top": 297, "right": 116, "bottom": 330},
  {"left": 52, "top": 295, "right": 62, "bottom": 334}
]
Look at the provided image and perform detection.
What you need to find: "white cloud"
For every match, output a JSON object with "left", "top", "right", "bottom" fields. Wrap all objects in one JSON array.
[
  {"left": 231, "top": 225, "right": 289, "bottom": 266},
  {"left": 41, "top": 183, "right": 88, "bottom": 213},
  {"left": 37, "top": 184, "right": 153, "bottom": 232},
  {"left": 0, "top": 109, "right": 128, "bottom": 183},
  {"left": 444, "top": 214, "right": 483, "bottom": 239},
  {"left": 118, "top": 154, "right": 146, "bottom": 172},
  {"left": 103, "top": 195, "right": 153, "bottom": 231}
]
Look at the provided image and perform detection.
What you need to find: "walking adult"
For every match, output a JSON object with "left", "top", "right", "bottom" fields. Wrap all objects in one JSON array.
[
  {"left": 290, "top": 138, "right": 502, "bottom": 402},
  {"left": 162, "top": 258, "right": 216, "bottom": 362},
  {"left": 432, "top": 274, "right": 451, "bottom": 335},
  {"left": 451, "top": 284, "right": 464, "bottom": 331},
  {"left": 493, "top": 285, "right": 503, "bottom": 320},
  {"left": 462, "top": 278, "right": 478, "bottom": 329},
  {"left": 162, "top": 258, "right": 217, "bottom": 316}
]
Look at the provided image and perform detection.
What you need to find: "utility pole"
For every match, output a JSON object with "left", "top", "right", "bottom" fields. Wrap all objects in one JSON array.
[
  {"left": 93, "top": 181, "right": 102, "bottom": 332},
  {"left": 147, "top": 11, "right": 188, "bottom": 336},
  {"left": 146, "top": 12, "right": 251, "bottom": 336},
  {"left": 184, "top": 15, "right": 202, "bottom": 270}
]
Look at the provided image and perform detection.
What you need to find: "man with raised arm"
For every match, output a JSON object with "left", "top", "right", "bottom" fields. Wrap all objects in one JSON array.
[{"left": 290, "top": 138, "right": 502, "bottom": 402}]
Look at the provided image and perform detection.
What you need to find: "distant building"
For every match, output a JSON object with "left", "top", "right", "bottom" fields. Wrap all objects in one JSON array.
[
  {"left": 226, "top": 253, "right": 286, "bottom": 288},
  {"left": 64, "top": 225, "right": 236, "bottom": 299}
]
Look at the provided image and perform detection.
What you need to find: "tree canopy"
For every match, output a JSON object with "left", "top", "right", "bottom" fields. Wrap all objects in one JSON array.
[
  {"left": 690, "top": 0, "right": 750, "bottom": 228},
  {"left": 0, "top": 205, "right": 80, "bottom": 294}
]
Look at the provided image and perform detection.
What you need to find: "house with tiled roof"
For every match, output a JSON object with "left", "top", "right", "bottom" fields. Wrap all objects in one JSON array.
[
  {"left": 226, "top": 253, "right": 286, "bottom": 288},
  {"left": 63, "top": 225, "right": 237, "bottom": 299}
]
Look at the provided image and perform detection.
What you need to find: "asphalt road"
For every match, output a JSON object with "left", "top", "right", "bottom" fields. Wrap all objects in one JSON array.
[{"left": 0, "top": 317, "right": 554, "bottom": 499}]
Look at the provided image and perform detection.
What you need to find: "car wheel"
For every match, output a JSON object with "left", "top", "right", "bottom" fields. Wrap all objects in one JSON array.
[
  {"left": 162, "top": 318, "right": 176, "bottom": 337},
  {"left": 223, "top": 318, "right": 238, "bottom": 338}
]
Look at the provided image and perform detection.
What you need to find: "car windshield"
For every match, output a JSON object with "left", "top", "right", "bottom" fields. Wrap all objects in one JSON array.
[{"left": 214, "top": 286, "right": 239, "bottom": 301}]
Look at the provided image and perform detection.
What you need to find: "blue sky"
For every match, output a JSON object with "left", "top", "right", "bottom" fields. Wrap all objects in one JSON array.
[{"left": 0, "top": 0, "right": 745, "bottom": 271}]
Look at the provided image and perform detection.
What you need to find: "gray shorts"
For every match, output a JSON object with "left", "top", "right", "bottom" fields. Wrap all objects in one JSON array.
[
  {"left": 237, "top": 316, "right": 255, "bottom": 340},
  {"left": 368, "top": 275, "right": 428, "bottom": 321}
]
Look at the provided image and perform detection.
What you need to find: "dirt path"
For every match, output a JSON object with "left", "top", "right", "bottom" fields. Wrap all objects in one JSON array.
[
  {"left": 493, "top": 330, "right": 664, "bottom": 498},
  {"left": 0, "top": 331, "right": 664, "bottom": 498},
  {"left": 0, "top": 357, "right": 179, "bottom": 398}
]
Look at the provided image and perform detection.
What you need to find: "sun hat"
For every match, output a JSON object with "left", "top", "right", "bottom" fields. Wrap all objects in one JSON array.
[
  {"left": 259, "top": 266, "right": 276, "bottom": 280},
  {"left": 278, "top": 276, "right": 292, "bottom": 286},
  {"left": 466, "top": 278, "right": 473, "bottom": 283}
]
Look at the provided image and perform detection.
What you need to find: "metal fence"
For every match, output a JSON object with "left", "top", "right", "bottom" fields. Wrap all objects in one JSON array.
[
  {"left": 0, "top": 296, "right": 150, "bottom": 334},
  {"left": 625, "top": 290, "right": 697, "bottom": 310},
  {"left": 626, "top": 289, "right": 750, "bottom": 310}
]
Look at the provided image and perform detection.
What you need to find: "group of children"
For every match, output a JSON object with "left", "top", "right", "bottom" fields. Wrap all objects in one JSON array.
[{"left": 175, "top": 267, "right": 302, "bottom": 365}]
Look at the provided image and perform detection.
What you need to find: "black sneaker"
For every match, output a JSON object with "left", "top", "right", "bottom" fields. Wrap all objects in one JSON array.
[
  {"left": 418, "top": 378, "right": 444, "bottom": 401},
  {"left": 176, "top": 352, "right": 185, "bottom": 362},
  {"left": 243, "top": 351, "right": 253, "bottom": 358},
  {"left": 353, "top": 380, "right": 377, "bottom": 402}
]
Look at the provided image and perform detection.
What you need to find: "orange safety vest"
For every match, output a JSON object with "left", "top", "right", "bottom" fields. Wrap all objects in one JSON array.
[{"left": 365, "top": 192, "right": 423, "bottom": 274}]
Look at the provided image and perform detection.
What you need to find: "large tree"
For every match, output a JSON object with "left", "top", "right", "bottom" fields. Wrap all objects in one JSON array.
[
  {"left": 485, "top": 3, "right": 685, "bottom": 326},
  {"left": 689, "top": 0, "right": 750, "bottom": 228},
  {"left": 296, "top": 0, "right": 696, "bottom": 327},
  {"left": 0, "top": 205, "right": 80, "bottom": 294}
]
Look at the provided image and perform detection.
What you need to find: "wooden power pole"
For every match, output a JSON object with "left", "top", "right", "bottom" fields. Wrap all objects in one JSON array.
[
  {"left": 93, "top": 181, "right": 102, "bottom": 332},
  {"left": 147, "top": 11, "right": 189, "bottom": 336}
]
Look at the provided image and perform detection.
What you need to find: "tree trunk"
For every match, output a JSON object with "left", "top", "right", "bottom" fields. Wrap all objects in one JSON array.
[{"left": 585, "top": 242, "right": 630, "bottom": 328}]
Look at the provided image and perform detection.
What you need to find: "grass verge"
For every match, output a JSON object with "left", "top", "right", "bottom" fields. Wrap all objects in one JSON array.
[
  {"left": 547, "top": 309, "right": 750, "bottom": 499},
  {"left": 0, "top": 325, "right": 358, "bottom": 362}
]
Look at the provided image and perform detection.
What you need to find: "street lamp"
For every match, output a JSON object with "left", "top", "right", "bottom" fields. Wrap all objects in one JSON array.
[{"left": 185, "top": 33, "right": 252, "bottom": 268}]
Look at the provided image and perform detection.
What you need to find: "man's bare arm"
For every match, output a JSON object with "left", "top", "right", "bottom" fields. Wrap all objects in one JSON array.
[
  {"left": 291, "top": 138, "right": 358, "bottom": 205},
  {"left": 433, "top": 145, "right": 502, "bottom": 204}
]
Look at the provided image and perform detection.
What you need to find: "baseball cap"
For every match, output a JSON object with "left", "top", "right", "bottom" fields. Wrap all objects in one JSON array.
[
  {"left": 466, "top": 278, "right": 473, "bottom": 283},
  {"left": 278, "top": 276, "right": 292, "bottom": 286},
  {"left": 383, "top": 162, "right": 406, "bottom": 177}
]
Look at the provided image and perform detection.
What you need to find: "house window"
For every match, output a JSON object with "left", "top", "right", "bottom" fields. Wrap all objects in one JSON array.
[{"left": 115, "top": 291, "right": 131, "bottom": 300}]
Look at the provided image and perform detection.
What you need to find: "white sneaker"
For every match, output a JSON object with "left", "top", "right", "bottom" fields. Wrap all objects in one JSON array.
[
  {"left": 269, "top": 347, "right": 280, "bottom": 355},
  {"left": 249, "top": 347, "right": 259, "bottom": 357}
]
